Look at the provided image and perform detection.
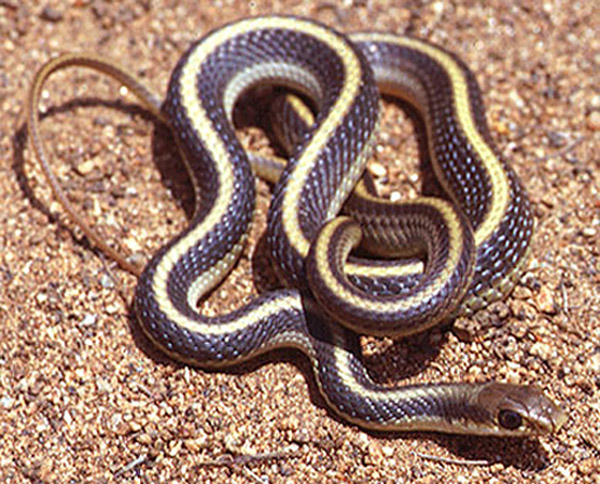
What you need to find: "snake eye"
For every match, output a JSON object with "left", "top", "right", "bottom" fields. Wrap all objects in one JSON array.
[{"left": 498, "top": 409, "right": 523, "bottom": 430}]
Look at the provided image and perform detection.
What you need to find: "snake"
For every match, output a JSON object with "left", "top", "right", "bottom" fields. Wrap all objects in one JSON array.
[{"left": 26, "top": 16, "right": 566, "bottom": 435}]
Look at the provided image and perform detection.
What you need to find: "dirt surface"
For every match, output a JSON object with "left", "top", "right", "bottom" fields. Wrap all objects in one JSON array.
[{"left": 1, "top": 1, "right": 598, "bottom": 483}]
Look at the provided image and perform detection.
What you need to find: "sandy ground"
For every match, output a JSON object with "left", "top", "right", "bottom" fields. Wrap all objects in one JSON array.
[{"left": 0, "top": 1, "right": 598, "bottom": 483}]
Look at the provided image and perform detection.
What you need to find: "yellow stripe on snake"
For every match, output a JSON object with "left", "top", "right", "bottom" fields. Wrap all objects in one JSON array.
[{"left": 26, "top": 16, "right": 566, "bottom": 435}]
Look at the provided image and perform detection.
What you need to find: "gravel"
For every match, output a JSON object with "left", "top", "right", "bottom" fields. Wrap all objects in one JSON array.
[{"left": 0, "top": 1, "right": 598, "bottom": 483}]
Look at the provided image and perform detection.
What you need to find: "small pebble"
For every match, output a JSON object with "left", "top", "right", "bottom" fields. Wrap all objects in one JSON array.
[
  {"left": 389, "top": 191, "right": 402, "bottom": 202},
  {"left": 512, "top": 286, "right": 532, "bottom": 300},
  {"left": 587, "top": 111, "right": 600, "bottom": 131},
  {"left": 588, "top": 352, "right": 600, "bottom": 373},
  {"left": 136, "top": 433, "right": 154, "bottom": 445},
  {"left": 366, "top": 441, "right": 384, "bottom": 466},
  {"left": 79, "top": 314, "right": 97, "bottom": 327},
  {"left": 535, "top": 285, "right": 557, "bottom": 314},
  {"left": 582, "top": 226, "right": 597, "bottom": 238},
  {"left": 468, "top": 365, "right": 483, "bottom": 378},
  {"left": 105, "top": 303, "right": 120, "bottom": 315},
  {"left": 292, "top": 428, "right": 311, "bottom": 445},
  {"left": 530, "top": 341, "right": 554, "bottom": 362},
  {"left": 493, "top": 120, "right": 510, "bottom": 135},
  {"left": 40, "top": 6, "right": 64, "bottom": 22},
  {"left": 75, "top": 158, "right": 99, "bottom": 176},
  {"left": 279, "top": 415, "right": 300, "bottom": 431},
  {"left": 504, "top": 369, "right": 521, "bottom": 384},
  {"left": 123, "top": 237, "right": 143, "bottom": 253},
  {"left": 381, "top": 445, "right": 395, "bottom": 458},
  {"left": 352, "top": 433, "right": 370, "bottom": 451},
  {"left": 129, "top": 420, "right": 143, "bottom": 432},
  {"left": 369, "top": 161, "right": 387, "bottom": 178},
  {"left": 113, "top": 416, "right": 130, "bottom": 436},
  {"left": 509, "top": 89, "right": 525, "bottom": 110},
  {"left": 167, "top": 439, "right": 182, "bottom": 457},
  {"left": 99, "top": 273, "right": 115, "bottom": 289},
  {"left": 183, "top": 434, "right": 209, "bottom": 452}
]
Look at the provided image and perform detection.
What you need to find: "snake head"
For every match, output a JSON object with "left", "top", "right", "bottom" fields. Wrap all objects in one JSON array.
[{"left": 477, "top": 382, "right": 567, "bottom": 436}]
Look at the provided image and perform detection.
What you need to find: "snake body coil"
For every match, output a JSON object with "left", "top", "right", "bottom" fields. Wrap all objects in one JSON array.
[{"left": 27, "top": 16, "right": 566, "bottom": 435}]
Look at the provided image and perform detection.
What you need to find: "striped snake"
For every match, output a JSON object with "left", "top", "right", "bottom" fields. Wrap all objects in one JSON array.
[{"left": 26, "top": 16, "right": 566, "bottom": 435}]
